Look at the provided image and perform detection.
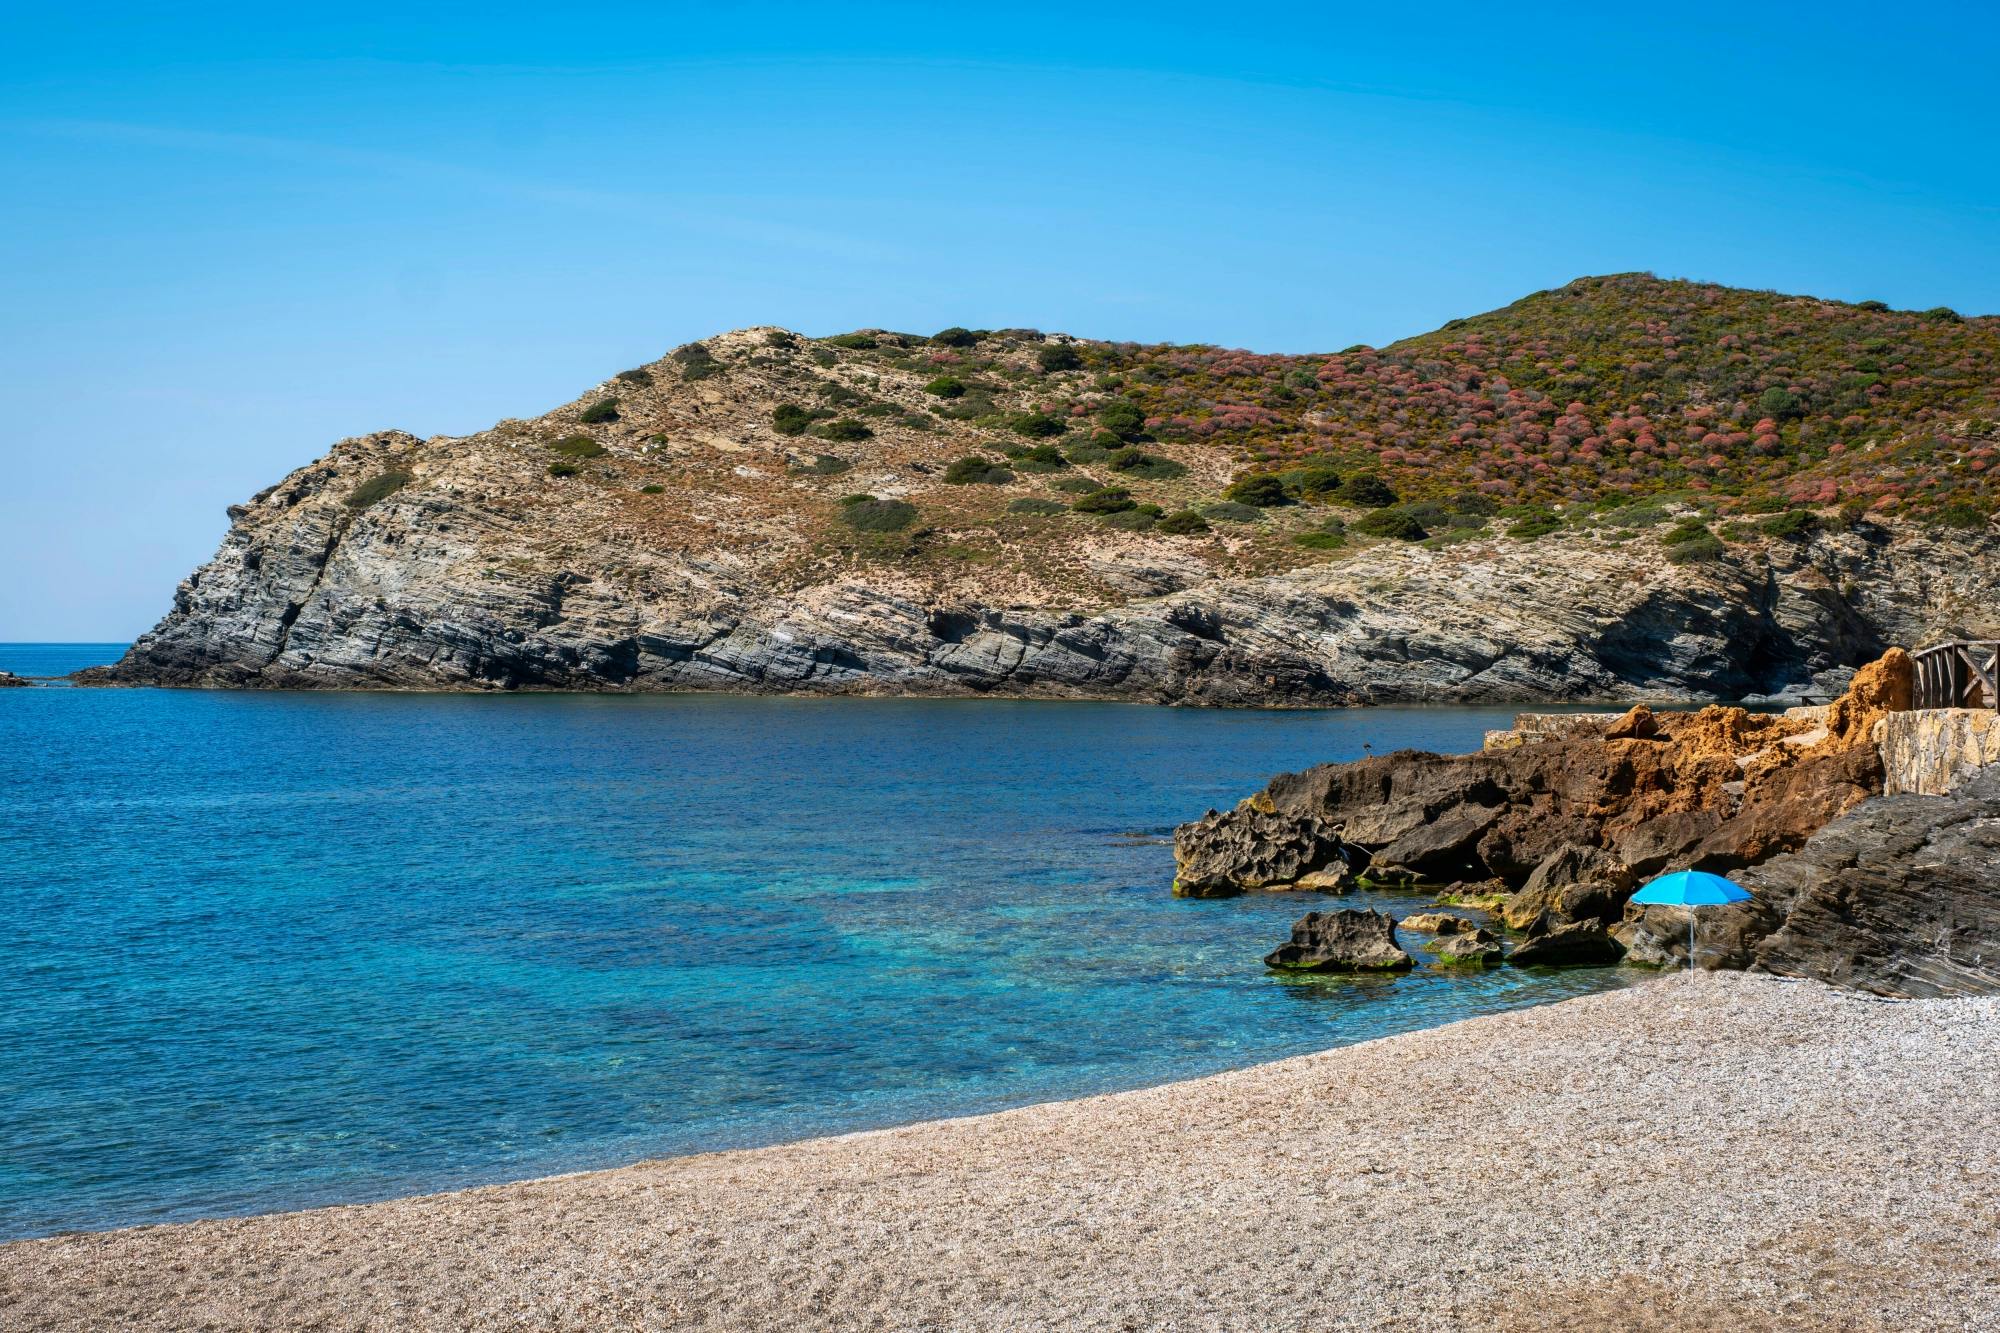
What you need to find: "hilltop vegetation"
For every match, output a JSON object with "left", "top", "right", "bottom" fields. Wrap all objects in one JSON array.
[{"left": 888, "top": 272, "right": 1997, "bottom": 528}]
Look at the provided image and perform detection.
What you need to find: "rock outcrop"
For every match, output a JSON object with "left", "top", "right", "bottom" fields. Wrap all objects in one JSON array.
[
  {"left": 70, "top": 311, "right": 2000, "bottom": 704},
  {"left": 1263, "top": 910, "right": 1414, "bottom": 973},
  {"left": 1617, "top": 766, "right": 2000, "bottom": 996},
  {"left": 0, "top": 671, "right": 28, "bottom": 688},
  {"left": 1175, "top": 660, "right": 1899, "bottom": 913},
  {"left": 1427, "top": 928, "right": 1503, "bottom": 967}
]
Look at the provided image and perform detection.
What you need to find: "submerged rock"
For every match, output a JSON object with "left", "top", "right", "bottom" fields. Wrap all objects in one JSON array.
[
  {"left": 1264, "top": 909, "right": 1414, "bottom": 973},
  {"left": 1399, "top": 912, "right": 1471, "bottom": 935},
  {"left": 1429, "top": 929, "right": 1503, "bottom": 968}
]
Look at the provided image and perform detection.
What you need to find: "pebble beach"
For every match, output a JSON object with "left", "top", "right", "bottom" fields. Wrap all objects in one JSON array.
[{"left": 3, "top": 972, "right": 1995, "bottom": 1331}]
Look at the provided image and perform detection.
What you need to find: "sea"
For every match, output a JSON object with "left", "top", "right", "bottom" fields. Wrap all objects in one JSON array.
[{"left": 0, "top": 642, "right": 1630, "bottom": 1240}]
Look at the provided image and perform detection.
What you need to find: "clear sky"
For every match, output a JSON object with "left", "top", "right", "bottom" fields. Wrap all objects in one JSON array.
[{"left": 4, "top": 2, "right": 1997, "bottom": 640}]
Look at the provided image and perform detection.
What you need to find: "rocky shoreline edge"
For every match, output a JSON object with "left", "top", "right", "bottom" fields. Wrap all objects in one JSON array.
[
  {"left": 2, "top": 974, "right": 1994, "bottom": 1330},
  {"left": 1174, "top": 647, "right": 2000, "bottom": 997}
]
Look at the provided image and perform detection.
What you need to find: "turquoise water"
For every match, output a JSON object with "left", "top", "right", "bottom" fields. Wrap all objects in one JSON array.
[{"left": 0, "top": 644, "right": 1628, "bottom": 1240}]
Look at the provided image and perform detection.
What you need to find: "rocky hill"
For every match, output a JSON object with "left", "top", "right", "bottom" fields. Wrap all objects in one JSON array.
[{"left": 86, "top": 276, "right": 2000, "bottom": 702}]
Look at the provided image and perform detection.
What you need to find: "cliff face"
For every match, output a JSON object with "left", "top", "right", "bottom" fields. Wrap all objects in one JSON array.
[{"left": 85, "top": 294, "right": 2000, "bottom": 702}]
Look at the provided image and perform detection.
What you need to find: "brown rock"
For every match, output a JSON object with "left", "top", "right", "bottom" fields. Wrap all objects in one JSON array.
[
  {"left": 1399, "top": 912, "right": 1470, "bottom": 935},
  {"left": 1604, "top": 705, "right": 1660, "bottom": 740},
  {"left": 1429, "top": 929, "right": 1503, "bottom": 968},
  {"left": 1264, "top": 909, "right": 1414, "bottom": 973},
  {"left": 1508, "top": 921, "right": 1625, "bottom": 967}
]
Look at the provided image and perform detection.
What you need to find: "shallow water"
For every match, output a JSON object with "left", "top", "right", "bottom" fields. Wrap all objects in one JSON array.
[{"left": 0, "top": 644, "right": 1629, "bottom": 1240}]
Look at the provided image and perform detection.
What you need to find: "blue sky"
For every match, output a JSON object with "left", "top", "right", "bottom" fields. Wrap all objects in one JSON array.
[{"left": 4, "top": 3, "right": 1997, "bottom": 639}]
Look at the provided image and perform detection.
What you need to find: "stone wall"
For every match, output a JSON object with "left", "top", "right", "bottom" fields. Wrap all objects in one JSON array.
[{"left": 1874, "top": 708, "right": 2000, "bottom": 796}]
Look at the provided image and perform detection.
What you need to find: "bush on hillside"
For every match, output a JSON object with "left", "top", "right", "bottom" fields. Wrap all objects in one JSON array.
[
  {"left": 772, "top": 403, "right": 814, "bottom": 435},
  {"left": 615, "top": 368, "right": 655, "bottom": 387},
  {"left": 825, "top": 333, "right": 879, "bottom": 350},
  {"left": 346, "top": 470, "right": 413, "bottom": 511},
  {"left": 1353, "top": 507, "right": 1428, "bottom": 541},
  {"left": 1224, "top": 474, "right": 1289, "bottom": 507},
  {"left": 1037, "top": 344, "right": 1083, "bottom": 372},
  {"left": 944, "top": 456, "right": 1014, "bottom": 485},
  {"left": 549, "top": 435, "right": 606, "bottom": 458},
  {"left": 1157, "top": 508, "right": 1210, "bottom": 535},
  {"left": 1202, "top": 502, "right": 1264, "bottom": 523},
  {"left": 673, "top": 344, "right": 721, "bottom": 380},
  {"left": 1109, "top": 448, "right": 1186, "bottom": 480},
  {"left": 579, "top": 399, "right": 620, "bottom": 424},
  {"left": 839, "top": 498, "right": 916, "bottom": 531},
  {"left": 814, "top": 418, "right": 874, "bottom": 442},
  {"left": 1008, "top": 497, "right": 1068, "bottom": 516},
  {"left": 1336, "top": 474, "right": 1398, "bottom": 508},
  {"left": 931, "top": 327, "right": 980, "bottom": 347},
  {"left": 925, "top": 375, "right": 967, "bottom": 398},
  {"left": 1010, "top": 412, "right": 1068, "bottom": 439},
  {"left": 1072, "top": 487, "right": 1137, "bottom": 514}
]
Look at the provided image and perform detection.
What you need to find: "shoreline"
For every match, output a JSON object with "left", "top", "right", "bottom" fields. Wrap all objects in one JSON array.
[{"left": 4, "top": 973, "right": 1995, "bottom": 1330}]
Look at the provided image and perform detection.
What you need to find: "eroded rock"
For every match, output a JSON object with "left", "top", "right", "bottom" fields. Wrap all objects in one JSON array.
[{"left": 1264, "top": 909, "right": 1414, "bottom": 973}]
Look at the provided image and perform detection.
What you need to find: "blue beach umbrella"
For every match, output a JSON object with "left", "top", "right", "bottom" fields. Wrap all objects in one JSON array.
[{"left": 1629, "top": 871, "right": 1752, "bottom": 973}]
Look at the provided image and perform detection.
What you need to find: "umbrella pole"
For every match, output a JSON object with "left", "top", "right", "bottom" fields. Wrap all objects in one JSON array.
[{"left": 1688, "top": 909, "right": 1696, "bottom": 975}]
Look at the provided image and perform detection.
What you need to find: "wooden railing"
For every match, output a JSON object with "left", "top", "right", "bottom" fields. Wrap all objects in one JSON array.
[{"left": 1912, "top": 641, "right": 2000, "bottom": 710}]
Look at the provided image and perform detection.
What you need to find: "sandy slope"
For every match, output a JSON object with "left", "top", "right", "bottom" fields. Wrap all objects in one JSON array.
[{"left": 3, "top": 973, "right": 1995, "bottom": 1331}]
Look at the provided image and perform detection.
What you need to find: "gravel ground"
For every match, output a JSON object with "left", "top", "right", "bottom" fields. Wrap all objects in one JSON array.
[{"left": 3, "top": 973, "right": 1996, "bottom": 1331}]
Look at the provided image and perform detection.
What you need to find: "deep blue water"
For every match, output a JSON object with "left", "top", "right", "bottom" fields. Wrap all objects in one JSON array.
[{"left": 0, "top": 643, "right": 1628, "bottom": 1241}]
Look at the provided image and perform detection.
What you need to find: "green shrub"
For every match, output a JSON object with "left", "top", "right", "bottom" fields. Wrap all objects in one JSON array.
[
  {"left": 1097, "top": 399, "right": 1147, "bottom": 439},
  {"left": 1856, "top": 299, "right": 1889, "bottom": 312},
  {"left": 797, "top": 454, "right": 852, "bottom": 476},
  {"left": 1053, "top": 476, "right": 1100, "bottom": 494},
  {"left": 944, "top": 455, "right": 1014, "bottom": 485},
  {"left": 1008, "top": 497, "right": 1068, "bottom": 516},
  {"left": 1073, "top": 487, "right": 1137, "bottom": 514},
  {"left": 1010, "top": 412, "right": 1068, "bottom": 438},
  {"left": 579, "top": 398, "right": 620, "bottom": 424},
  {"left": 548, "top": 460, "right": 581, "bottom": 477},
  {"left": 1933, "top": 502, "right": 1989, "bottom": 530},
  {"left": 1337, "top": 474, "right": 1398, "bottom": 508},
  {"left": 673, "top": 344, "right": 720, "bottom": 380},
  {"left": 764, "top": 330, "right": 797, "bottom": 348},
  {"left": 1102, "top": 507, "right": 1158, "bottom": 531},
  {"left": 1203, "top": 501, "right": 1264, "bottom": 523},
  {"left": 346, "top": 470, "right": 413, "bottom": 511},
  {"left": 639, "top": 484, "right": 665, "bottom": 494},
  {"left": 814, "top": 418, "right": 873, "bottom": 442},
  {"left": 1923, "top": 306, "right": 1962, "bottom": 323},
  {"left": 839, "top": 498, "right": 917, "bottom": 531},
  {"left": 1065, "top": 441, "right": 1112, "bottom": 464},
  {"left": 931, "top": 327, "right": 979, "bottom": 347},
  {"left": 1037, "top": 344, "right": 1082, "bottom": 372},
  {"left": 1661, "top": 518, "right": 1712, "bottom": 546},
  {"left": 1505, "top": 511, "right": 1563, "bottom": 541},
  {"left": 1450, "top": 492, "right": 1499, "bottom": 517},
  {"left": 615, "top": 368, "right": 655, "bottom": 387},
  {"left": 1758, "top": 509, "right": 1819, "bottom": 539},
  {"left": 1157, "top": 508, "right": 1210, "bottom": 535},
  {"left": 925, "top": 375, "right": 967, "bottom": 398},
  {"left": 826, "top": 333, "right": 879, "bottom": 349},
  {"left": 1109, "top": 448, "right": 1186, "bottom": 480},
  {"left": 1004, "top": 443, "right": 1069, "bottom": 472},
  {"left": 1666, "top": 534, "right": 1725, "bottom": 564},
  {"left": 1294, "top": 530, "right": 1346, "bottom": 550},
  {"left": 1283, "top": 464, "right": 1343, "bottom": 501},
  {"left": 1758, "top": 386, "right": 1802, "bottom": 419},
  {"left": 772, "top": 403, "right": 813, "bottom": 436},
  {"left": 550, "top": 434, "right": 606, "bottom": 458},
  {"left": 1224, "top": 474, "right": 1289, "bottom": 507},
  {"left": 1354, "top": 508, "right": 1428, "bottom": 541}
]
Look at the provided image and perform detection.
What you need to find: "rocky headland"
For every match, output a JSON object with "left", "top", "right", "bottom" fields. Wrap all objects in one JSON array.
[
  {"left": 79, "top": 275, "right": 2000, "bottom": 704},
  {"left": 1176, "top": 649, "right": 2000, "bottom": 996}
]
